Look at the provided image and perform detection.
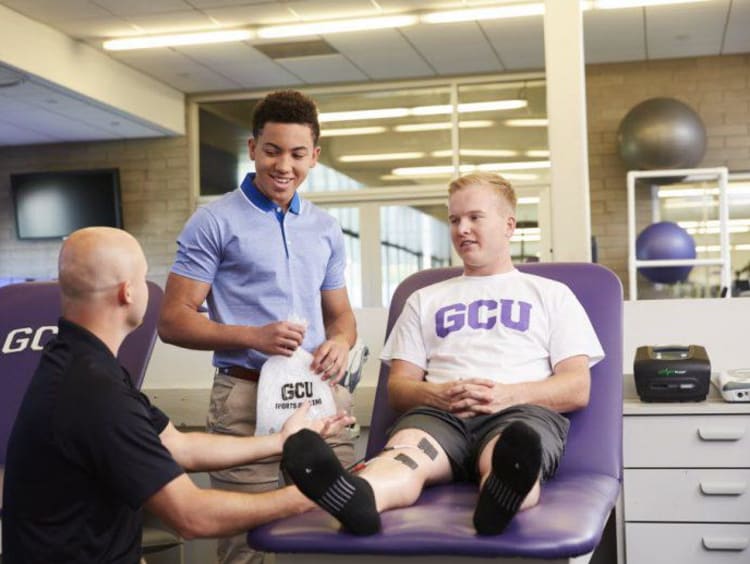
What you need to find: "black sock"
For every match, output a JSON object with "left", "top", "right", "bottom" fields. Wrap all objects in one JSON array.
[
  {"left": 473, "top": 421, "right": 543, "bottom": 536},
  {"left": 282, "top": 429, "right": 381, "bottom": 536}
]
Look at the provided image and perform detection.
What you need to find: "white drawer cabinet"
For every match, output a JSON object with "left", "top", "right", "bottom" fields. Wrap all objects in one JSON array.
[
  {"left": 622, "top": 377, "right": 750, "bottom": 564},
  {"left": 624, "top": 415, "right": 750, "bottom": 468},
  {"left": 626, "top": 523, "right": 750, "bottom": 564}
]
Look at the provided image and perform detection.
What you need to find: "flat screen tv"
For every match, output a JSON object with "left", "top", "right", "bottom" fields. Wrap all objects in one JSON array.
[{"left": 10, "top": 169, "right": 123, "bottom": 240}]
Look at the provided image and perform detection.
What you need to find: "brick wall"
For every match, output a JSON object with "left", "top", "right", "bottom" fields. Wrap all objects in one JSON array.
[
  {"left": 587, "top": 54, "right": 750, "bottom": 295},
  {"left": 0, "top": 136, "right": 191, "bottom": 288}
]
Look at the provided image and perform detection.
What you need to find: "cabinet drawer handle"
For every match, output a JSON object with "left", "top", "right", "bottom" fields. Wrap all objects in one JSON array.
[
  {"left": 702, "top": 537, "right": 749, "bottom": 551},
  {"left": 697, "top": 427, "right": 745, "bottom": 441},
  {"left": 700, "top": 481, "right": 747, "bottom": 495}
]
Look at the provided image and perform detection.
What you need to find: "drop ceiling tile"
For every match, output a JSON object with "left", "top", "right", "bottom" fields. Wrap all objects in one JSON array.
[
  {"left": 110, "top": 47, "right": 205, "bottom": 74},
  {"left": 723, "top": 0, "right": 750, "bottom": 54},
  {"left": 0, "top": 0, "right": 112, "bottom": 21},
  {"left": 84, "top": 115, "right": 165, "bottom": 138},
  {"left": 402, "top": 21, "right": 502, "bottom": 75},
  {"left": 163, "top": 66, "right": 245, "bottom": 92},
  {"left": 49, "top": 17, "right": 139, "bottom": 39},
  {"left": 202, "top": 3, "right": 298, "bottom": 26},
  {"left": 188, "top": 0, "right": 274, "bottom": 7},
  {"left": 124, "top": 11, "right": 219, "bottom": 34},
  {"left": 277, "top": 53, "right": 368, "bottom": 83},
  {"left": 0, "top": 105, "right": 110, "bottom": 139},
  {"left": 326, "top": 28, "right": 434, "bottom": 80},
  {"left": 646, "top": 1, "right": 730, "bottom": 59},
  {"left": 374, "top": 0, "right": 464, "bottom": 11},
  {"left": 584, "top": 7, "right": 645, "bottom": 64},
  {"left": 220, "top": 61, "right": 304, "bottom": 89},
  {"left": 90, "top": 0, "right": 193, "bottom": 17},
  {"left": 112, "top": 48, "right": 242, "bottom": 91},
  {"left": 480, "top": 15, "right": 543, "bottom": 71},
  {"left": 0, "top": 119, "right": 59, "bottom": 144},
  {"left": 283, "top": 0, "right": 380, "bottom": 20},
  {"left": 176, "top": 42, "right": 264, "bottom": 65},
  {"left": 0, "top": 81, "right": 67, "bottom": 104}
]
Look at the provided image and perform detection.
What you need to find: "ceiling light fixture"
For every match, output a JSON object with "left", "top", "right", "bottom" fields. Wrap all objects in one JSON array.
[
  {"left": 505, "top": 118, "right": 548, "bottom": 127},
  {"left": 391, "top": 160, "right": 550, "bottom": 176},
  {"left": 502, "top": 174, "right": 541, "bottom": 182},
  {"left": 480, "top": 160, "right": 551, "bottom": 171},
  {"left": 683, "top": 225, "right": 750, "bottom": 234},
  {"left": 422, "top": 3, "right": 545, "bottom": 24},
  {"left": 391, "top": 165, "right": 463, "bottom": 177},
  {"left": 339, "top": 152, "right": 425, "bottom": 163},
  {"left": 411, "top": 100, "right": 528, "bottom": 116},
  {"left": 678, "top": 219, "right": 750, "bottom": 228},
  {"left": 103, "top": 29, "right": 253, "bottom": 51},
  {"left": 658, "top": 185, "right": 750, "bottom": 198},
  {"left": 697, "top": 244, "right": 750, "bottom": 252},
  {"left": 319, "top": 108, "right": 410, "bottom": 122},
  {"left": 394, "top": 120, "right": 494, "bottom": 132},
  {"left": 257, "top": 15, "right": 418, "bottom": 39},
  {"left": 518, "top": 196, "right": 542, "bottom": 204},
  {"left": 431, "top": 149, "right": 519, "bottom": 158},
  {"left": 380, "top": 173, "right": 541, "bottom": 182},
  {"left": 321, "top": 126, "right": 387, "bottom": 137},
  {"left": 594, "top": 0, "right": 710, "bottom": 9},
  {"left": 319, "top": 100, "right": 525, "bottom": 123},
  {"left": 101, "top": 1, "right": 709, "bottom": 51},
  {"left": 526, "top": 149, "right": 550, "bottom": 157}
]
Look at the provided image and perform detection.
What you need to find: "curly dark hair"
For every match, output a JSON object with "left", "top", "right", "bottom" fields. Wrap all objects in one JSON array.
[{"left": 251, "top": 90, "right": 320, "bottom": 145}]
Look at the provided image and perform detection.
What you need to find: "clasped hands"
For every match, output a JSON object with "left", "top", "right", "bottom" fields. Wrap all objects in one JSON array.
[{"left": 440, "top": 378, "right": 517, "bottom": 418}]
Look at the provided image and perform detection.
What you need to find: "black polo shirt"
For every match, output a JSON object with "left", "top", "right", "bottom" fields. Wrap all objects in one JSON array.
[{"left": 2, "top": 318, "right": 184, "bottom": 564}]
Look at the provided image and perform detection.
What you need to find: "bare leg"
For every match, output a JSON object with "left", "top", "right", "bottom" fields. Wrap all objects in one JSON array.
[
  {"left": 281, "top": 428, "right": 451, "bottom": 535},
  {"left": 359, "top": 428, "right": 453, "bottom": 512}
]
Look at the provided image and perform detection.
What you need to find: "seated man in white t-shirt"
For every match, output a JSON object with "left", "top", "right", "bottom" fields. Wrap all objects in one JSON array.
[{"left": 282, "top": 172, "right": 604, "bottom": 536}]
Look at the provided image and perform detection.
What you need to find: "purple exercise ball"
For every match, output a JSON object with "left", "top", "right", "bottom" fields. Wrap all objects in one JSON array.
[{"left": 636, "top": 221, "right": 696, "bottom": 284}]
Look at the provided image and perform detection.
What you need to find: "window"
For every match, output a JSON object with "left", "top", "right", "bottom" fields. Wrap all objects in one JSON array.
[{"left": 193, "top": 74, "right": 550, "bottom": 307}]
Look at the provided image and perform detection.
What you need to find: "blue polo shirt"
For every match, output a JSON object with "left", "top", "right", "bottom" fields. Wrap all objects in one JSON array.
[{"left": 171, "top": 173, "right": 347, "bottom": 370}]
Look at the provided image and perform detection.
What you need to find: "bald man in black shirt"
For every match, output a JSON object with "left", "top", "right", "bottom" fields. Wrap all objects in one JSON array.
[{"left": 1, "top": 227, "right": 353, "bottom": 564}]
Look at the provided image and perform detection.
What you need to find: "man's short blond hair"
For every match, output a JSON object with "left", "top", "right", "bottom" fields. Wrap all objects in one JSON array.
[{"left": 448, "top": 172, "right": 517, "bottom": 212}]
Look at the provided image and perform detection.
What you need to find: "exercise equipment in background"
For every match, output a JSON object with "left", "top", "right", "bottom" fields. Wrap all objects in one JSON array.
[
  {"left": 617, "top": 97, "right": 707, "bottom": 183},
  {"left": 635, "top": 221, "right": 696, "bottom": 284}
]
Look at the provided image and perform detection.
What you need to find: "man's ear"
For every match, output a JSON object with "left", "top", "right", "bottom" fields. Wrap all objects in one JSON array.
[
  {"left": 505, "top": 215, "right": 517, "bottom": 238},
  {"left": 118, "top": 280, "right": 133, "bottom": 306},
  {"left": 310, "top": 145, "right": 321, "bottom": 167}
]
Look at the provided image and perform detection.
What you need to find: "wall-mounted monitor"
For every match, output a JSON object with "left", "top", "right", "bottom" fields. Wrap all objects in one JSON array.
[{"left": 10, "top": 169, "right": 123, "bottom": 240}]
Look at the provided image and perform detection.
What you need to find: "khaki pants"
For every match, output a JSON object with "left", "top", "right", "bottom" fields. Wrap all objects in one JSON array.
[{"left": 207, "top": 372, "right": 355, "bottom": 564}]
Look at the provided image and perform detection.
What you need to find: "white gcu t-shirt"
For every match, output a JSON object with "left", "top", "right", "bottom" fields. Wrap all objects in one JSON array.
[{"left": 381, "top": 269, "right": 604, "bottom": 385}]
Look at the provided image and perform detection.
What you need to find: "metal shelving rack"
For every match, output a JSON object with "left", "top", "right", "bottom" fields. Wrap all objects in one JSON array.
[{"left": 627, "top": 167, "right": 731, "bottom": 300}]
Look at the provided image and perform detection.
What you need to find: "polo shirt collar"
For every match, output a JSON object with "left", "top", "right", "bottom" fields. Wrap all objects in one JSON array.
[
  {"left": 240, "top": 173, "right": 300, "bottom": 215},
  {"left": 58, "top": 317, "right": 133, "bottom": 385},
  {"left": 58, "top": 317, "right": 113, "bottom": 357}
]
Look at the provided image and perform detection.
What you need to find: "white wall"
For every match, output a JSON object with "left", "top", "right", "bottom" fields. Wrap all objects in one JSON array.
[{"left": 623, "top": 298, "right": 750, "bottom": 374}]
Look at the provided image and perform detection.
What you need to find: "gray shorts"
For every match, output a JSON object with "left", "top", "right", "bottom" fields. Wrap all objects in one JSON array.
[{"left": 387, "top": 404, "right": 569, "bottom": 483}]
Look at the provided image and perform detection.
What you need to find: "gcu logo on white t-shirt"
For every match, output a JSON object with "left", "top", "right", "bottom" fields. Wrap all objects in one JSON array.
[
  {"left": 1, "top": 326, "right": 58, "bottom": 354},
  {"left": 435, "top": 300, "right": 532, "bottom": 338}
]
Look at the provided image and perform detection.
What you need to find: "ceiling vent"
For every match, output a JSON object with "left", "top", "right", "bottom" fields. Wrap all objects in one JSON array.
[{"left": 254, "top": 39, "right": 339, "bottom": 60}]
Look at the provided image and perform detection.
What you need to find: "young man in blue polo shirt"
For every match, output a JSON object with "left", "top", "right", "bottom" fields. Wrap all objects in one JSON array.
[{"left": 159, "top": 90, "right": 357, "bottom": 563}]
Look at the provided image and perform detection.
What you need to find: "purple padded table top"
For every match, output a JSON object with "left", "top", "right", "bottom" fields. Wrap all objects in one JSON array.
[{"left": 248, "top": 471, "right": 619, "bottom": 558}]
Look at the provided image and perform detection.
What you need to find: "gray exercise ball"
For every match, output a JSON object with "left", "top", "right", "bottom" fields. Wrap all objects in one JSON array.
[{"left": 617, "top": 97, "right": 707, "bottom": 173}]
